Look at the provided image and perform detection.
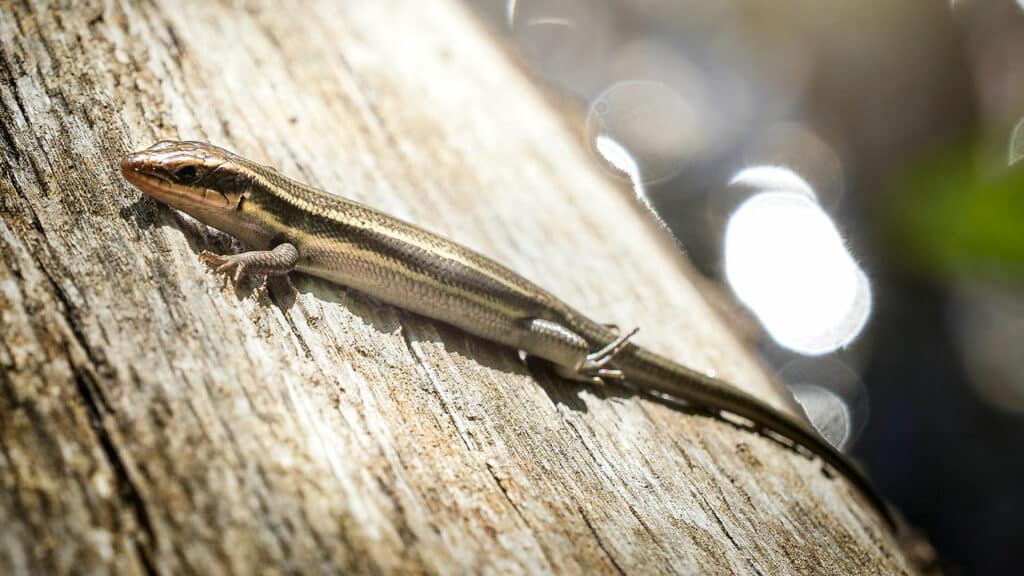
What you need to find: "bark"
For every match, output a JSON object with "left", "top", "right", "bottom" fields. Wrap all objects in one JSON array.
[{"left": 0, "top": 1, "right": 910, "bottom": 574}]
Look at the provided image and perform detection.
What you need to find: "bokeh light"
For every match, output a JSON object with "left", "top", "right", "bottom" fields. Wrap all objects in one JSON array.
[
  {"left": 585, "top": 81, "right": 701, "bottom": 184},
  {"left": 744, "top": 124, "right": 845, "bottom": 209},
  {"left": 506, "top": 0, "right": 612, "bottom": 95},
  {"left": 781, "top": 358, "right": 869, "bottom": 451},
  {"left": 729, "top": 165, "right": 815, "bottom": 200},
  {"left": 1010, "top": 115, "right": 1024, "bottom": 165},
  {"left": 594, "top": 136, "right": 645, "bottom": 200},
  {"left": 791, "top": 385, "right": 852, "bottom": 449},
  {"left": 724, "top": 189, "right": 871, "bottom": 355},
  {"left": 950, "top": 281, "right": 1024, "bottom": 414},
  {"left": 594, "top": 135, "right": 674, "bottom": 235}
]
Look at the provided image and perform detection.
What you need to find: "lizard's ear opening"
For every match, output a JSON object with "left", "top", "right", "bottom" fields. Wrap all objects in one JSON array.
[{"left": 231, "top": 190, "right": 250, "bottom": 210}]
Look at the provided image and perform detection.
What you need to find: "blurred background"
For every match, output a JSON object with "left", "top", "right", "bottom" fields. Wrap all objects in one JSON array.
[{"left": 471, "top": 0, "right": 1023, "bottom": 573}]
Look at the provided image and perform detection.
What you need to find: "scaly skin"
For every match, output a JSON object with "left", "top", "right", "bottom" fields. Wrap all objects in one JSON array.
[{"left": 121, "top": 140, "right": 894, "bottom": 529}]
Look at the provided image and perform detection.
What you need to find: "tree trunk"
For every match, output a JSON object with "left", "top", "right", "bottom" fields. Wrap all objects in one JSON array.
[{"left": 0, "top": 1, "right": 910, "bottom": 574}]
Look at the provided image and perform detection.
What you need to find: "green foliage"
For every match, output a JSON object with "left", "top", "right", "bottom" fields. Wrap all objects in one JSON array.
[{"left": 888, "top": 144, "right": 1024, "bottom": 278}]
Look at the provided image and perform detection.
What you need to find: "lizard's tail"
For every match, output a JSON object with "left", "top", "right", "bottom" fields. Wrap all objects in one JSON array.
[{"left": 603, "top": 335, "right": 897, "bottom": 531}]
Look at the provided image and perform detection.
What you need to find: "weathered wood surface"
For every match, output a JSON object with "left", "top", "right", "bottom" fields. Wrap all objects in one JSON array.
[{"left": 0, "top": 1, "right": 909, "bottom": 574}]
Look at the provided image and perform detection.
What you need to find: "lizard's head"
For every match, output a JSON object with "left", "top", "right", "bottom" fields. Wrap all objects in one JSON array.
[{"left": 121, "top": 140, "right": 252, "bottom": 213}]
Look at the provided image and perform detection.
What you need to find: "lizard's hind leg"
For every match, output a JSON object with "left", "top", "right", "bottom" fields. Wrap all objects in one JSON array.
[{"left": 523, "top": 319, "right": 638, "bottom": 384}]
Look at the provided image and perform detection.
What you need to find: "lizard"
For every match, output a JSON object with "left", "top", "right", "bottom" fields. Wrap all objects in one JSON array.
[{"left": 121, "top": 139, "right": 894, "bottom": 529}]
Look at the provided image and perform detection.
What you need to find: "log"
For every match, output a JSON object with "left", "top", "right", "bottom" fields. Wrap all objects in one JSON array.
[{"left": 0, "top": 1, "right": 910, "bottom": 573}]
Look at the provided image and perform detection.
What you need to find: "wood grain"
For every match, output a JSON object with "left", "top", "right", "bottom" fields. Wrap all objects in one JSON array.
[{"left": 0, "top": 1, "right": 909, "bottom": 573}]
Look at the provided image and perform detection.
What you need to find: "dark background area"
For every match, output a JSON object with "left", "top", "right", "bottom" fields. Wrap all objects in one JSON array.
[{"left": 474, "top": 0, "right": 1024, "bottom": 573}]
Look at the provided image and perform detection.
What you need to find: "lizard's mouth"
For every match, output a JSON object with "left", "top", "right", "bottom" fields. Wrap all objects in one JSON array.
[
  {"left": 120, "top": 153, "right": 178, "bottom": 202},
  {"left": 120, "top": 150, "right": 233, "bottom": 211}
]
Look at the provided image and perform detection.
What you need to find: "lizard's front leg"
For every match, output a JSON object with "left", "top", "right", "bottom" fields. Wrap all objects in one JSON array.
[{"left": 200, "top": 242, "right": 299, "bottom": 283}]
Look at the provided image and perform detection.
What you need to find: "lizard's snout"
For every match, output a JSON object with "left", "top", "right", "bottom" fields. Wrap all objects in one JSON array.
[{"left": 120, "top": 152, "right": 143, "bottom": 179}]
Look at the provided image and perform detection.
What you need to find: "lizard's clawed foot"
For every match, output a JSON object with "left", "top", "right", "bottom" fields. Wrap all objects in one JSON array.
[
  {"left": 198, "top": 244, "right": 298, "bottom": 288},
  {"left": 200, "top": 250, "right": 252, "bottom": 284},
  {"left": 573, "top": 327, "right": 639, "bottom": 385}
]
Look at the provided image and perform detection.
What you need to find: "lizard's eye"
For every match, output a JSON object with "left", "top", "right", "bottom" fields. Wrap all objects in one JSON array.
[{"left": 173, "top": 165, "right": 199, "bottom": 184}]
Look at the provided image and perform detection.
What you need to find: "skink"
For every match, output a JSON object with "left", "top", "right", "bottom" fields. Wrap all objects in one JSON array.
[{"left": 121, "top": 140, "right": 894, "bottom": 529}]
